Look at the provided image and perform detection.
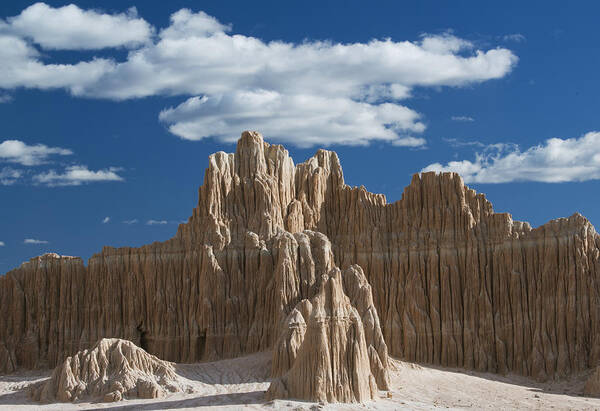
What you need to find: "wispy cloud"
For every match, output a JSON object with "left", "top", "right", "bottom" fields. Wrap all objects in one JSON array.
[
  {"left": 0, "top": 5, "right": 518, "bottom": 147},
  {"left": 102, "top": 216, "right": 110, "bottom": 224},
  {"left": 0, "top": 167, "right": 22, "bottom": 185},
  {"left": 33, "top": 166, "right": 124, "bottom": 186},
  {"left": 443, "top": 138, "right": 485, "bottom": 148},
  {"left": 0, "top": 241, "right": 5, "bottom": 246},
  {"left": 503, "top": 33, "right": 526, "bottom": 43},
  {"left": 451, "top": 116, "right": 475, "bottom": 122},
  {"left": 0, "top": 140, "right": 72, "bottom": 166},
  {"left": 423, "top": 131, "right": 600, "bottom": 183},
  {"left": 123, "top": 219, "right": 138, "bottom": 224},
  {"left": 146, "top": 219, "right": 167, "bottom": 225},
  {"left": 24, "top": 238, "right": 48, "bottom": 244},
  {"left": 0, "top": 140, "right": 122, "bottom": 187}
]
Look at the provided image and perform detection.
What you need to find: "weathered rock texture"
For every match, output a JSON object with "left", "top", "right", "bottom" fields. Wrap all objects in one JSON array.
[
  {"left": 30, "top": 338, "right": 189, "bottom": 403},
  {"left": 2, "top": 131, "right": 600, "bottom": 383},
  {"left": 267, "top": 263, "right": 388, "bottom": 402},
  {"left": 585, "top": 367, "right": 600, "bottom": 396}
]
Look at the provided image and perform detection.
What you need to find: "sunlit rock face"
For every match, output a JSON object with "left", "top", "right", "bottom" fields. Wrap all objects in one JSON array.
[
  {"left": 2, "top": 131, "right": 600, "bottom": 383},
  {"left": 29, "top": 338, "right": 191, "bottom": 403},
  {"left": 267, "top": 263, "right": 389, "bottom": 403}
]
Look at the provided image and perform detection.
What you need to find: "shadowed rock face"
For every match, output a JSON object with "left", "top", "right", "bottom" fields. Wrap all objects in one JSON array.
[
  {"left": 585, "top": 367, "right": 600, "bottom": 396},
  {"left": 2, "top": 131, "right": 600, "bottom": 382},
  {"left": 29, "top": 338, "right": 190, "bottom": 403}
]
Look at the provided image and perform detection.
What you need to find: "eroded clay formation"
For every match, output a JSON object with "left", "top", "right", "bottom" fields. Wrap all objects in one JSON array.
[
  {"left": 30, "top": 338, "right": 191, "bottom": 403},
  {"left": 2, "top": 131, "right": 600, "bottom": 388},
  {"left": 267, "top": 262, "right": 389, "bottom": 403}
]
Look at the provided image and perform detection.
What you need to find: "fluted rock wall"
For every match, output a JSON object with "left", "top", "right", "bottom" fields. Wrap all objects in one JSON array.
[{"left": 2, "top": 131, "right": 600, "bottom": 382}]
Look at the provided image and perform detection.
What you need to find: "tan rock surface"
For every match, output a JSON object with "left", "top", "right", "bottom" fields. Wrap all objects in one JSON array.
[
  {"left": 267, "top": 263, "right": 388, "bottom": 402},
  {"left": 585, "top": 366, "right": 600, "bottom": 396},
  {"left": 1, "top": 131, "right": 600, "bottom": 383},
  {"left": 29, "top": 338, "right": 190, "bottom": 403}
]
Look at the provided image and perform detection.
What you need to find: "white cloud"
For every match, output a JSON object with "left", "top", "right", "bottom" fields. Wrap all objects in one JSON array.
[
  {"left": 0, "top": 33, "right": 113, "bottom": 91},
  {"left": 0, "top": 167, "right": 22, "bottom": 185},
  {"left": 422, "top": 131, "right": 600, "bottom": 183},
  {"left": 391, "top": 136, "right": 427, "bottom": 147},
  {"left": 123, "top": 219, "right": 138, "bottom": 224},
  {"left": 0, "top": 140, "right": 72, "bottom": 165},
  {"left": 451, "top": 115, "right": 475, "bottom": 122},
  {"left": 146, "top": 220, "right": 167, "bottom": 225},
  {"left": 443, "top": 138, "right": 485, "bottom": 148},
  {"left": 0, "top": 141, "right": 122, "bottom": 187},
  {"left": 0, "top": 241, "right": 5, "bottom": 246},
  {"left": 419, "top": 32, "right": 473, "bottom": 54},
  {"left": 159, "top": 9, "right": 231, "bottom": 39},
  {"left": 159, "top": 91, "right": 425, "bottom": 146},
  {"left": 503, "top": 34, "right": 526, "bottom": 43},
  {"left": 102, "top": 216, "right": 110, "bottom": 224},
  {"left": 80, "top": 29, "right": 516, "bottom": 100},
  {"left": 4, "top": 3, "right": 153, "bottom": 50},
  {"left": 0, "top": 6, "right": 518, "bottom": 147},
  {"left": 24, "top": 238, "right": 48, "bottom": 244},
  {"left": 33, "top": 165, "right": 124, "bottom": 186}
]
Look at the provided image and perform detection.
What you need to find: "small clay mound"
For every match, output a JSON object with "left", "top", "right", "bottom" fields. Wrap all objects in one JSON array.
[
  {"left": 266, "top": 266, "right": 390, "bottom": 403},
  {"left": 30, "top": 338, "right": 191, "bottom": 403}
]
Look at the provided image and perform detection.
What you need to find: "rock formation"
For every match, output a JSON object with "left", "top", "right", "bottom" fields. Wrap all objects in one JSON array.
[
  {"left": 1, "top": 131, "right": 600, "bottom": 384},
  {"left": 585, "top": 367, "right": 600, "bottom": 396},
  {"left": 30, "top": 338, "right": 190, "bottom": 403},
  {"left": 267, "top": 264, "right": 388, "bottom": 402}
]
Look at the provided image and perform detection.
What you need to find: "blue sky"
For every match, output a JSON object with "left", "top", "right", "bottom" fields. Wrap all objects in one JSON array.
[{"left": 1, "top": 1, "right": 599, "bottom": 271}]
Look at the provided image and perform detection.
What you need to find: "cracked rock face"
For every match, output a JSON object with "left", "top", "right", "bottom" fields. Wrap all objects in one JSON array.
[
  {"left": 2, "top": 131, "right": 600, "bottom": 384},
  {"left": 267, "top": 264, "right": 389, "bottom": 403},
  {"left": 30, "top": 338, "right": 190, "bottom": 403}
]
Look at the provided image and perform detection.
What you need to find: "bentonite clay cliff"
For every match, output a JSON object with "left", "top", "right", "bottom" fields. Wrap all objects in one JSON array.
[
  {"left": 2, "top": 131, "right": 600, "bottom": 392},
  {"left": 30, "top": 338, "right": 191, "bottom": 403}
]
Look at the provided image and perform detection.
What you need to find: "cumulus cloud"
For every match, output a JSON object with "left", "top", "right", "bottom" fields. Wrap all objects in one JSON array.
[
  {"left": 0, "top": 6, "right": 518, "bottom": 147},
  {"left": 159, "top": 9, "right": 231, "bottom": 39},
  {"left": 33, "top": 165, "right": 124, "bottom": 186},
  {"left": 102, "top": 216, "right": 110, "bottom": 224},
  {"left": 123, "top": 219, "right": 138, "bottom": 224},
  {"left": 0, "top": 167, "right": 22, "bottom": 185},
  {"left": 4, "top": 3, "right": 153, "bottom": 50},
  {"left": 422, "top": 131, "right": 600, "bottom": 183},
  {"left": 0, "top": 33, "right": 113, "bottom": 92},
  {"left": 24, "top": 238, "right": 48, "bottom": 244},
  {"left": 451, "top": 115, "right": 475, "bottom": 122},
  {"left": 146, "top": 219, "right": 167, "bottom": 225},
  {"left": 0, "top": 140, "right": 72, "bottom": 165},
  {"left": 159, "top": 91, "right": 425, "bottom": 146}
]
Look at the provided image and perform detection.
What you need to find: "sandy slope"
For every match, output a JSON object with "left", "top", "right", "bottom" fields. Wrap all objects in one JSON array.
[{"left": 1, "top": 352, "right": 599, "bottom": 410}]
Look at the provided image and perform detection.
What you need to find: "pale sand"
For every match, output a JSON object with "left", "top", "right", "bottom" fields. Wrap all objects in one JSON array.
[{"left": 1, "top": 352, "right": 600, "bottom": 410}]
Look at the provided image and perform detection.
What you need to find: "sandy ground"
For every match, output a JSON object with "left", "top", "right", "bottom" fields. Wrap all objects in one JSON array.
[{"left": 2, "top": 352, "right": 600, "bottom": 410}]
